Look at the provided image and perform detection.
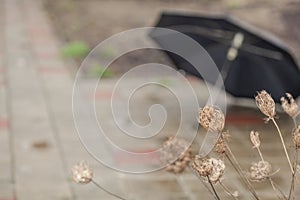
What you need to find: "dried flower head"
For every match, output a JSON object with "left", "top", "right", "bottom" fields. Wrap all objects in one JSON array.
[
  {"left": 214, "top": 132, "right": 230, "bottom": 155},
  {"left": 198, "top": 106, "right": 225, "bottom": 133},
  {"left": 71, "top": 161, "right": 93, "bottom": 184},
  {"left": 191, "top": 156, "right": 225, "bottom": 184},
  {"left": 161, "top": 137, "right": 192, "bottom": 174},
  {"left": 250, "top": 131, "right": 261, "bottom": 148},
  {"left": 255, "top": 90, "right": 276, "bottom": 121},
  {"left": 293, "top": 125, "right": 300, "bottom": 149},
  {"left": 250, "top": 161, "right": 272, "bottom": 181},
  {"left": 281, "top": 93, "right": 299, "bottom": 118}
]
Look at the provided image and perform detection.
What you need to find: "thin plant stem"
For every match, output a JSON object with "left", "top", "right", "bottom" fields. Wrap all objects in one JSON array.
[
  {"left": 207, "top": 176, "right": 220, "bottom": 200},
  {"left": 293, "top": 117, "right": 297, "bottom": 128},
  {"left": 254, "top": 144, "right": 286, "bottom": 200},
  {"left": 256, "top": 147, "right": 265, "bottom": 163},
  {"left": 294, "top": 111, "right": 300, "bottom": 120},
  {"left": 91, "top": 179, "right": 126, "bottom": 200},
  {"left": 271, "top": 118, "right": 294, "bottom": 174},
  {"left": 225, "top": 143, "right": 260, "bottom": 200},
  {"left": 189, "top": 166, "right": 217, "bottom": 199},
  {"left": 288, "top": 149, "right": 298, "bottom": 200},
  {"left": 268, "top": 178, "right": 287, "bottom": 200},
  {"left": 219, "top": 181, "right": 239, "bottom": 200},
  {"left": 273, "top": 180, "right": 289, "bottom": 200}
]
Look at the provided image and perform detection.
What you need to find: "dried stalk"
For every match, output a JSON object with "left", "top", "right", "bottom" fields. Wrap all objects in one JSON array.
[
  {"left": 252, "top": 138, "right": 287, "bottom": 200},
  {"left": 207, "top": 176, "right": 221, "bottom": 200},
  {"left": 189, "top": 165, "right": 217, "bottom": 199},
  {"left": 91, "top": 180, "right": 126, "bottom": 200},
  {"left": 219, "top": 181, "right": 239, "bottom": 200},
  {"left": 271, "top": 118, "right": 294, "bottom": 174},
  {"left": 268, "top": 177, "right": 287, "bottom": 200},
  {"left": 225, "top": 142, "right": 260, "bottom": 200},
  {"left": 288, "top": 149, "right": 298, "bottom": 200}
]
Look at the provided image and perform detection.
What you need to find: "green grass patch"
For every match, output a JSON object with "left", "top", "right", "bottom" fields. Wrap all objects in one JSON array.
[
  {"left": 89, "top": 64, "right": 114, "bottom": 78},
  {"left": 61, "top": 41, "right": 90, "bottom": 58}
]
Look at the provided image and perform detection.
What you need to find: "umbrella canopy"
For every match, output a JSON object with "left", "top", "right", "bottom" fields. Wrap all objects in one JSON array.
[{"left": 150, "top": 12, "right": 300, "bottom": 102}]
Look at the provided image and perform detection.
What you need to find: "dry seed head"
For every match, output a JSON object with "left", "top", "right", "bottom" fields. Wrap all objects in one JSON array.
[
  {"left": 71, "top": 161, "right": 93, "bottom": 184},
  {"left": 250, "top": 131, "right": 261, "bottom": 148},
  {"left": 214, "top": 137, "right": 226, "bottom": 154},
  {"left": 191, "top": 156, "right": 225, "bottom": 184},
  {"left": 293, "top": 125, "right": 300, "bottom": 149},
  {"left": 192, "top": 156, "right": 213, "bottom": 177},
  {"left": 281, "top": 93, "right": 299, "bottom": 118},
  {"left": 165, "top": 150, "right": 192, "bottom": 174},
  {"left": 209, "top": 158, "right": 226, "bottom": 183},
  {"left": 214, "top": 132, "right": 229, "bottom": 155},
  {"left": 255, "top": 90, "right": 276, "bottom": 120},
  {"left": 161, "top": 137, "right": 192, "bottom": 174},
  {"left": 198, "top": 106, "right": 225, "bottom": 133},
  {"left": 250, "top": 161, "right": 272, "bottom": 182}
]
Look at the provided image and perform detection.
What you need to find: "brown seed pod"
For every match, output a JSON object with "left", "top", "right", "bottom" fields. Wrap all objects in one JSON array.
[
  {"left": 250, "top": 161, "right": 272, "bottom": 182},
  {"left": 250, "top": 130, "right": 261, "bottom": 148},
  {"left": 281, "top": 93, "right": 299, "bottom": 118},
  {"left": 198, "top": 106, "right": 225, "bottom": 133},
  {"left": 71, "top": 161, "right": 93, "bottom": 184},
  {"left": 161, "top": 137, "right": 192, "bottom": 174},
  {"left": 255, "top": 90, "right": 276, "bottom": 121},
  {"left": 191, "top": 155, "right": 225, "bottom": 184},
  {"left": 293, "top": 125, "right": 300, "bottom": 149}
]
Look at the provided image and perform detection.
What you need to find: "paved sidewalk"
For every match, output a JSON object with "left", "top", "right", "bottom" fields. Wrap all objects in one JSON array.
[
  {"left": 1, "top": 0, "right": 120, "bottom": 199},
  {"left": 0, "top": 0, "right": 298, "bottom": 199}
]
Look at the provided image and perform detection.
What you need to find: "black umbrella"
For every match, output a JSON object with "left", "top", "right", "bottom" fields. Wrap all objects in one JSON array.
[{"left": 150, "top": 12, "right": 300, "bottom": 102}]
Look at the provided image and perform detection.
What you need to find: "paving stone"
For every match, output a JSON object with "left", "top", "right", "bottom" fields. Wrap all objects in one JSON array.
[
  {"left": 4, "top": 0, "right": 72, "bottom": 199},
  {"left": 0, "top": 182, "right": 14, "bottom": 199}
]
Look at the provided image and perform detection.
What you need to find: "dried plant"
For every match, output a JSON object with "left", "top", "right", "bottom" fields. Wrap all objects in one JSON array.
[
  {"left": 73, "top": 89, "right": 300, "bottom": 200},
  {"left": 292, "top": 125, "right": 300, "bottom": 149},
  {"left": 290, "top": 125, "right": 300, "bottom": 199},
  {"left": 192, "top": 155, "right": 239, "bottom": 199},
  {"left": 255, "top": 90, "right": 276, "bottom": 121},
  {"left": 72, "top": 161, "right": 93, "bottom": 184},
  {"left": 191, "top": 156, "right": 214, "bottom": 178},
  {"left": 281, "top": 93, "right": 299, "bottom": 119},
  {"left": 191, "top": 155, "right": 226, "bottom": 199},
  {"left": 249, "top": 161, "right": 272, "bottom": 181},
  {"left": 199, "top": 106, "right": 225, "bottom": 133},
  {"left": 71, "top": 161, "right": 125, "bottom": 200},
  {"left": 214, "top": 132, "right": 228, "bottom": 155},
  {"left": 250, "top": 131, "right": 265, "bottom": 163},
  {"left": 256, "top": 90, "right": 294, "bottom": 174},
  {"left": 248, "top": 131, "right": 286, "bottom": 199},
  {"left": 214, "top": 131, "right": 260, "bottom": 200},
  {"left": 160, "top": 137, "right": 192, "bottom": 173},
  {"left": 250, "top": 131, "right": 261, "bottom": 149}
]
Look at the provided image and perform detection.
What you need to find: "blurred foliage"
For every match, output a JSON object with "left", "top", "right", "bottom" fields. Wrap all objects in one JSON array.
[
  {"left": 99, "top": 48, "right": 116, "bottom": 59},
  {"left": 226, "top": 1, "right": 241, "bottom": 9},
  {"left": 61, "top": 41, "right": 90, "bottom": 58},
  {"left": 89, "top": 64, "right": 114, "bottom": 78},
  {"left": 157, "top": 78, "right": 173, "bottom": 87}
]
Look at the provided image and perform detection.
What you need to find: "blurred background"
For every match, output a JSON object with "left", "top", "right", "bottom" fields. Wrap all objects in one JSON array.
[{"left": 0, "top": 0, "right": 300, "bottom": 199}]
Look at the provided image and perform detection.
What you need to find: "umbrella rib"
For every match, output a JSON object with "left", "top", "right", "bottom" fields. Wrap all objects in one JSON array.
[
  {"left": 242, "top": 44, "right": 283, "bottom": 60},
  {"left": 168, "top": 25, "right": 283, "bottom": 60}
]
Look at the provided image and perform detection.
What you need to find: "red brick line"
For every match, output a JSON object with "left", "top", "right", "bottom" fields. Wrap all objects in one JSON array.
[
  {"left": 93, "top": 90, "right": 119, "bottom": 100},
  {"left": 226, "top": 115, "right": 263, "bottom": 125},
  {"left": 113, "top": 149, "right": 160, "bottom": 165},
  {"left": 0, "top": 118, "right": 8, "bottom": 129}
]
